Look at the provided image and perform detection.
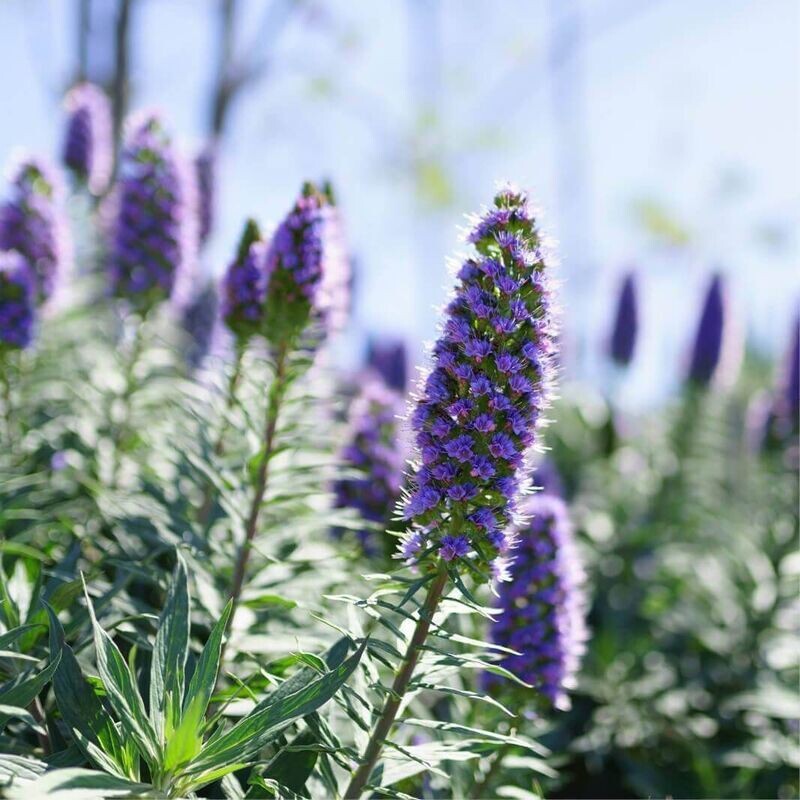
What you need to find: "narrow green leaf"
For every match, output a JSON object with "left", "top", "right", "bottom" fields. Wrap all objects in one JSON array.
[
  {"left": 187, "top": 639, "right": 366, "bottom": 774},
  {"left": 46, "top": 605, "right": 134, "bottom": 780},
  {"left": 149, "top": 551, "right": 190, "bottom": 743},
  {"left": 3, "top": 767, "right": 151, "bottom": 799},
  {"left": 0, "top": 704, "right": 43, "bottom": 733},
  {"left": 82, "top": 579, "right": 159, "bottom": 768},
  {"left": 0, "top": 650, "right": 61, "bottom": 711},
  {"left": 163, "top": 600, "right": 232, "bottom": 772},
  {"left": 262, "top": 730, "right": 318, "bottom": 797}
]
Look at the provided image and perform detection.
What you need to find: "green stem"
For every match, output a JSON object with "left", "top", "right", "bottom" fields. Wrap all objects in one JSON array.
[
  {"left": 224, "top": 343, "right": 290, "bottom": 644},
  {"left": 344, "top": 563, "right": 449, "bottom": 799},
  {"left": 197, "top": 347, "right": 244, "bottom": 525}
]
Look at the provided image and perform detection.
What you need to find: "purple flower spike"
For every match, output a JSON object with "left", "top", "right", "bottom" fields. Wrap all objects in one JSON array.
[
  {"left": 108, "top": 113, "right": 196, "bottom": 313},
  {"left": 181, "top": 280, "right": 219, "bottom": 371},
  {"left": 62, "top": 82, "right": 112, "bottom": 195},
  {"left": 483, "top": 495, "right": 588, "bottom": 712},
  {"left": 0, "top": 157, "right": 70, "bottom": 304},
  {"left": 761, "top": 312, "right": 800, "bottom": 448},
  {"left": 263, "top": 182, "right": 350, "bottom": 349},
  {"left": 332, "top": 378, "right": 407, "bottom": 557},
  {"left": 367, "top": 337, "right": 409, "bottom": 392},
  {"left": 195, "top": 143, "right": 216, "bottom": 245},
  {"left": 221, "top": 219, "right": 267, "bottom": 342},
  {"left": 609, "top": 271, "right": 638, "bottom": 367},
  {"left": 0, "top": 251, "right": 36, "bottom": 350},
  {"left": 687, "top": 273, "right": 739, "bottom": 388},
  {"left": 400, "top": 186, "right": 558, "bottom": 575},
  {"left": 776, "top": 313, "right": 799, "bottom": 427}
]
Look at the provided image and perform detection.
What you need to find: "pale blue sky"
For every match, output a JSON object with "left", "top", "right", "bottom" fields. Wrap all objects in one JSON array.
[{"left": 0, "top": 0, "right": 797, "bottom": 404}]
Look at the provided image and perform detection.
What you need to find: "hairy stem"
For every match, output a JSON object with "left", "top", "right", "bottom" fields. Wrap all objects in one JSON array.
[
  {"left": 225, "top": 343, "right": 289, "bottom": 640},
  {"left": 344, "top": 563, "right": 449, "bottom": 799}
]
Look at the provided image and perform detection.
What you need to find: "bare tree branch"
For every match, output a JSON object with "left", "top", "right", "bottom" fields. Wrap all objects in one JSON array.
[
  {"left": 208, "top": 0, "right": 296, "bottom": 140},
  {"left": 110, "top": 0, "right": 135, "bottom": 167}
]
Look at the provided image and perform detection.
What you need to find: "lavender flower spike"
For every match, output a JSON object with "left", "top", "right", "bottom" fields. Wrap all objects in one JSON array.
[
  {"left": 108, "top": 113, "right": 196, "bottom": 313},
  {"left": 483, "top": 495, "right": 588, "bottom": 712},
  {"left": 402, "top": 185, "right": 557, "bottom": 575},
  {"left": 609, "top": 270, "right": 638, "bottom": 367},
  {"left": 0, "top": 157, "right": 70, "bottom": 303},
  {"left": 687, "top": 273, "right": 739, "bottom": 388},
  {"left": 221, "top": 218, "right": 267, "bottom": 343},
  {"left": 0, "top": 251, "right": 36, "bottom": 351},
  {"left": 367, "top": 337, "right": 409, "bottom": 392},
  {"left": 775, "top": 313, "right": 799, "bottom": 429},
  {"left": 332, "top": 378, "right": 407, "bottom": 557},
  {"left": 263, "top": 182, "right": 348, "bottom": 350},
  {"left": 62, "top": 82, "right": 112, "bottom": 195}
]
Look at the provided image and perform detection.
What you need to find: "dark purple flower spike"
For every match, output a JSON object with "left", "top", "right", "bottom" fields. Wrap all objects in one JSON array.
[
  {"left": 62, "top": 82, "right": 112, "bottom": 195},
  {"left": 609, "top": 271, "right": 638, "bottom": 367},
  {"left": 483, "top": 494, "right": 588, "bottom": 712},
  {"left": 332, "top": 378, "right": 407, "bottom": 557},
  {"left": 0, "top": 251, "right": 36, "bottom": 351},
  {"left": 108, "top": 113, "right": 195, "bottom": 313},
  {"left": 401, "top": 185, "right": 558, "bottom": 577},
  {"left": 0, "top": 157, "right": 70, "bottom": 304}
]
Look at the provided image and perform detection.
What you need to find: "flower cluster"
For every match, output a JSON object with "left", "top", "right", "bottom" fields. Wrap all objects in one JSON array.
[
  {"left": 0, "top": 251, "right": 36, "bottom": 351},
  {"left": 609, "top": 271, "right": 638, "bottom": 367},
  {"left": 367, "top": 338, "right": 409, "bottom": 392},
  {"left": 195, "top": 144, "right": 216, "bottom": 245},
  {"left": 687, "top": 273, "right": 739, "bottom": 388},
  {"left": 62, "top": 82, "right": 112, "bottom": 195},
  {"left": 483, "top": 494, "right": 587, "bottom": 711},
  {"left": 182, "top": 281, "right": 219, "bottom": 371},
  {"left": 0, "top": 157, "right": 69, "bottom": 303},
  {"left": 262, "top": 182, "right": 347, "bottom": 349},
  {"left": 400, "top": 186, "right": 557, "bottom": 574},
  {"left": 221, "top": 219, "right": 267, "bottom": 342},
  {"left": 108, "top": 113, "right": 195, "bottom": 312},
  {"left": 332, "top": 379, "right": 407, "bottom": 557}
]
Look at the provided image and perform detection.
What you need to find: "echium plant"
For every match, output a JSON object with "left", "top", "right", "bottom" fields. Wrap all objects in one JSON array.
[
  {"left": 221, "top": 218, "right": 268, "bottom": 346},
  {"left": 0, "top": 251, "right": 35, "bottom": 444},
  {"left": 686, "top": 272, "right": 740, "bottom": 389},
  {"left": 62, "top": 82, "right": 112, "bottom": 196},
  {"left": 0, "top": 251, "right": 36, "bottom": 352},
  {"left": 332, "top": 377, "right": 407, "bottom": 557},
  {"left": 367, "top": 337, "right": 409, "bottom": 392},
  {"left": 483, "top": 494, "right": 588, "bottom": 712},
  {"left": 399, "top": 185, "right": 556, "bottom": 579},
  {"left": 43, "top": 555, "right": 364, "bottom": 799},
  {"left": 218, "top": 183, "right": 349, "bottom": 633},
  {"left": 0, "top": 157, "right": 70, "bottom": 303},
  {"left": 609, "top": 270, "right": 638, "bottom": 367},
  {"left": 108, "top": 113, "right": 195, "bottom": 313},
  {"left": 344, "top": 185, "right": 557, "bottom": 798}
]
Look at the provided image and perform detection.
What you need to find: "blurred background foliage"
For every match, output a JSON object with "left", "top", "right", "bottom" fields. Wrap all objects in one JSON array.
[{"left": 0, "top": 1, "right": 797, "bottom": 799}]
